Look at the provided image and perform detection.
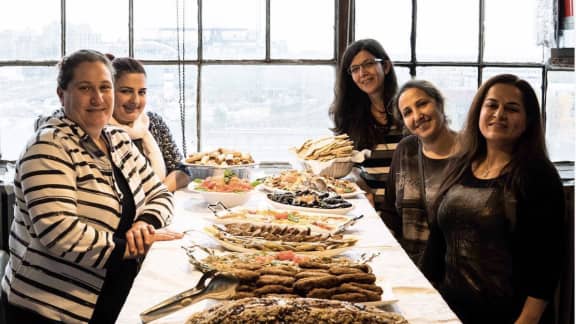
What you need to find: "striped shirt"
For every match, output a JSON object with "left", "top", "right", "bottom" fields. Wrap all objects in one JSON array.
[
  {"left": 2, "top": 112, "right": 174, "bottom": 323},
  {"left": 357, "top": 126, "right": 404, "bottom": 208}
]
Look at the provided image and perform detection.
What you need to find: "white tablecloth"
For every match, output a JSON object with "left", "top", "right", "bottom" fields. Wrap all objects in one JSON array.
[{"left": 116, "top": 188, "right": 461, "bottom": 324}]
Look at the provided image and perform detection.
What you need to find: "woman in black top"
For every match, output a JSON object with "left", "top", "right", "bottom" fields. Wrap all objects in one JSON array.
[
  {"left": 329, "top": 39, "right": 403, "bottom": 208},
  {"left": 381, "top": 80, "right": 459, "bottom": 265},
  {"left": 421, "top": 74, "right": 564, "bottom": 323}
]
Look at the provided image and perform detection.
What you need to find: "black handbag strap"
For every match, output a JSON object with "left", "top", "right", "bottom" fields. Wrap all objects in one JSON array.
[{"left": 417, "top": 139, "right": 427, "bottom": 210}]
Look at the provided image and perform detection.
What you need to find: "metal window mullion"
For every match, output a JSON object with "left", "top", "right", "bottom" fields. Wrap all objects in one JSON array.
[
  {"left": 196, "top": 0, "right": 203, "bottom": 152},
  {"left": 541, "top": 66, "right": 548, "bottom": 134},
  {"left": 129, "top": 0, "right": 134, "bottom": 57},
  {"left": 61, "top": 0, "right": 66, "bottom": 56},
  {"left": 410, "top": 0, "right": 417, "bottom": 78},
  {"left": 477, "top": 0, "right": 485, "bottom": 87},
  {"left": 348, "top": 0, "right": 354, "bottom": 45},
  {"left": 266, "top": 0, "right": 270, "bottom": 61}
]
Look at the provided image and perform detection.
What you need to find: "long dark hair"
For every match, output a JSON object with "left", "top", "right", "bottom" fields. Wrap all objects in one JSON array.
[
  {"left": 430, "top": 74, "right": 551, "bottom": 216},
  {"left": 329, "top": 39, "right": 399, "bottom": 150}
]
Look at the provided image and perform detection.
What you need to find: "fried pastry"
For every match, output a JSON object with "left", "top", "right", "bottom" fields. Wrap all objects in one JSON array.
[{"left": 185, "top": 297, "right": 409, "bottom": 324}]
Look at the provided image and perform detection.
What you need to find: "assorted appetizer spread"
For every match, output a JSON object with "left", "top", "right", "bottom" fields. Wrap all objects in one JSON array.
[
  {"left": 191, "top": 251, "right": 385, "bottom": 303},
  {"left": 295, "top": 134, "right": 354, "bottom": 161},
  {"left": 267, "top": 190, "right": 352, "bottom": 209},
  {"left": 185, "top": 148, "right": 254, "bottom": 166},
  {"left": 196, "top": 170, "right": 254, "bottom": 192},
  {"left": 206, "top": 223, "right": 358, "bottom": 253},
  {"left": 213, "top": 208, "right": 354, "bottom": 233},
  {"left": 262, "top": 169, "right": 359, "bottom": 196},
  {"left": 185, "top": 297, "right": 408, "bottom": 324}
]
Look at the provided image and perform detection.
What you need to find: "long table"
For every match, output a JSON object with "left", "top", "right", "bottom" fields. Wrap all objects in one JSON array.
[{"left": 116, "top": 187, "right": 461, "bottom": 324}]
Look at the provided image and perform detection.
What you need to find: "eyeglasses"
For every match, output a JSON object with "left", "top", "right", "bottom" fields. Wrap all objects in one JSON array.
[{"left": 348, "top": 58, "right": 383, "bottom": 75}]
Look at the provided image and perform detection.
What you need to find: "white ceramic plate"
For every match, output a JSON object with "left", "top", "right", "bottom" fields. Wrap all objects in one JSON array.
[
  {"left": 265, "top": 196, "right": 354, "bottom": 215},
  {"left": 204, "top": 230, "right": 356, "bottom": 257},
  {"left": 185, "top": 248, "right": 398, "bottom": 306},
  {"left": 260, "top": 183, "right": 365, "bottom": 199},
  {"left": 211, "top": 207, "right": 359, "bottom": 234}
]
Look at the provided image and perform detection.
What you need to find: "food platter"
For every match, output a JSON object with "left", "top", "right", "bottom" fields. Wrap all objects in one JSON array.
[
  {"left": 265, "top": 195, "right": 354, "bottom": 215},
  {"left": 211, "top": 207, "right": 362, "bottom": 234},
  {"left": 260, "top": 170, "right": 365, "bottom": 198},
  {"left": 205, "top": 233, "right": 354, "bottom": 257},
  {"left": 185, "top": 297, "right": 405, "bottom": 324},
  {"left": 187, "top": 183, "right": 253, "bottom": 207},
  {"left": 204, "top": 224, "right": 358, "bottom": 256},
  {"left": 181, "top": 161, "right": 256, "bottom": 180},
  {"left": 259, "top": 183, "right": 365, "bottom": 199},
  {"left": 184, "top": 248, "right": 398, "bottom": 306}
]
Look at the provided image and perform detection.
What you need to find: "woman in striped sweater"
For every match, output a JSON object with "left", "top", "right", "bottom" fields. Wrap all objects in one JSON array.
[
  {"left": 329, "top": 39, "right": 404, "bottom": 209},
  {"left": 1, "top": 49, "right": 180, "bottom": 323}
]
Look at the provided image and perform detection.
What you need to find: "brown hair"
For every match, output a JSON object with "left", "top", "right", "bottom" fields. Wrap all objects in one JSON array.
[
  {"left": 430, "top": 74, "right": 550, "bottom": 216},
  {"left": 392, "top": 79, "right": 446, "bottom": 129},
  {"left": 57, "top": 49, "right": 114, "bottom": 89},
  {"left": 329, "top": 39, "right": 399, "bottom": 150},
  {"left": 107, "top": 54, "right": 146, "bottom": 81}
]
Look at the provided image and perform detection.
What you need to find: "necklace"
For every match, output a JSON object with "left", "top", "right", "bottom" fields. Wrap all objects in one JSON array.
[{"left": 478, "top": 160, "right": 508, "bottom": 178}]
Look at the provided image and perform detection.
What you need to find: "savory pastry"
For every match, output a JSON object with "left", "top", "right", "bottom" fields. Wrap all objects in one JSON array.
[
  {"left": 192, "top": 251, "right": 385, "bottom": 303},
  {"left": 185, "top": 297, "right": 409, "bottom": 324}
]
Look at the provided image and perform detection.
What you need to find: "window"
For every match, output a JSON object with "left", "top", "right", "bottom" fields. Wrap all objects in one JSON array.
[
  {"left": 0, "top": 0, "right": 573, "bottom": 164},
  {"left": 355, "top": 0, "right": 573, "bottom": 163}
]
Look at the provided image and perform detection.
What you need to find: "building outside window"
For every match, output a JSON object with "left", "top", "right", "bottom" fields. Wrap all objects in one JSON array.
[{"left": 0, "top": 0, "right": 573, "bottom": 164}]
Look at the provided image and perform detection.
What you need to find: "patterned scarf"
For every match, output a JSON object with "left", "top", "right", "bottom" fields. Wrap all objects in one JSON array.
[{"left": 109, "top": 113, "right": 166, "bottom": 180}]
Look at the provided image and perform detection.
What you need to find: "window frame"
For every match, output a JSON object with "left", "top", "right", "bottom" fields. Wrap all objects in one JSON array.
[{"left": 0, "top": 0, "right": 571, "bottom": 160}]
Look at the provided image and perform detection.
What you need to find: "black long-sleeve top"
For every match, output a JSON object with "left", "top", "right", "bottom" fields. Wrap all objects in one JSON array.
[{"left": 421, "top": 160, "right": 564, "bottom": 323}]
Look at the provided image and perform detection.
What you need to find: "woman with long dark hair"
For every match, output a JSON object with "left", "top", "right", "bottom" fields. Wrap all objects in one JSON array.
[
  {"left": 329, "top": 39, "right": 403, "bottom": 208},
  {"left": 421, "top": 74, "right": 564, "bottom": 323}
]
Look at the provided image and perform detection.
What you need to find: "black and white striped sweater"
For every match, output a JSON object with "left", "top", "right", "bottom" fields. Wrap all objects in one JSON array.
[{"left": 1, "top": 112, "right": 174, "bottom": 323}]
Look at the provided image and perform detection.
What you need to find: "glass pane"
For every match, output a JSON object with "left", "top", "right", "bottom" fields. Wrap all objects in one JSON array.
[
  {"left": 355, "top": 0, "right": 412, "bottom": 62},
  {"left": 66, "top": 0, "right": 128, "bottom": 55},
  {"left": 416, "top": 0, "right": 479, "bottom": 61},
  {"left": 484, "top": 0, "right": 544, "bottom": 63},
  {"left": 482, "top": 68, "right": 543, "bottom": 103},
  {"left": 271, "top": 0, "right": 333, "bottom": 59},
  {"left": 0, "top": 67, "right": 58, "bottom": 160},
  {"left": 416, "top": 67, "right": 478, "bottom": 131},
  {"left": 134, "top": 0, "right": 198, "bottom": 60},
  {"left": 0, "top": 0, "right": 60, "bottom": 60},
  {"left": 144, "top": 65, "right": 197, "bottom": 156},
  {"left": 395, "top": 66, "right": 412, "bottom": 88},
  {"left": 546, "top": 71, "right": 574, "bottom": 162},
  {"left": 203, "top": 0, "right": 265, "bottom": 59},
  {"left": 201, "top": 65, "right": 334, "bottom": 162}
]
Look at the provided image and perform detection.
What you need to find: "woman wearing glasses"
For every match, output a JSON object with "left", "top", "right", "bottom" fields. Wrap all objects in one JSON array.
[{"left": 329, "top": 39, "right": 403, "bottom": 209}]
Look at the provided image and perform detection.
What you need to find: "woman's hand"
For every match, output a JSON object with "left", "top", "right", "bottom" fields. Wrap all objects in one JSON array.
[
  {"left": 124, "top": 223, "right": 184, "bottom": 259},
  {"left": 514, "top": 297, "right": 547, "bottom": 324},
  {"left": 152, "top": 228, "right": 184, "bottom": 242},
  {"left": 365, "top": 192, "right": 375, "bottom": 206},
  {"left": 125, "top": 221, "right": 156, "bottom": 257}
]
